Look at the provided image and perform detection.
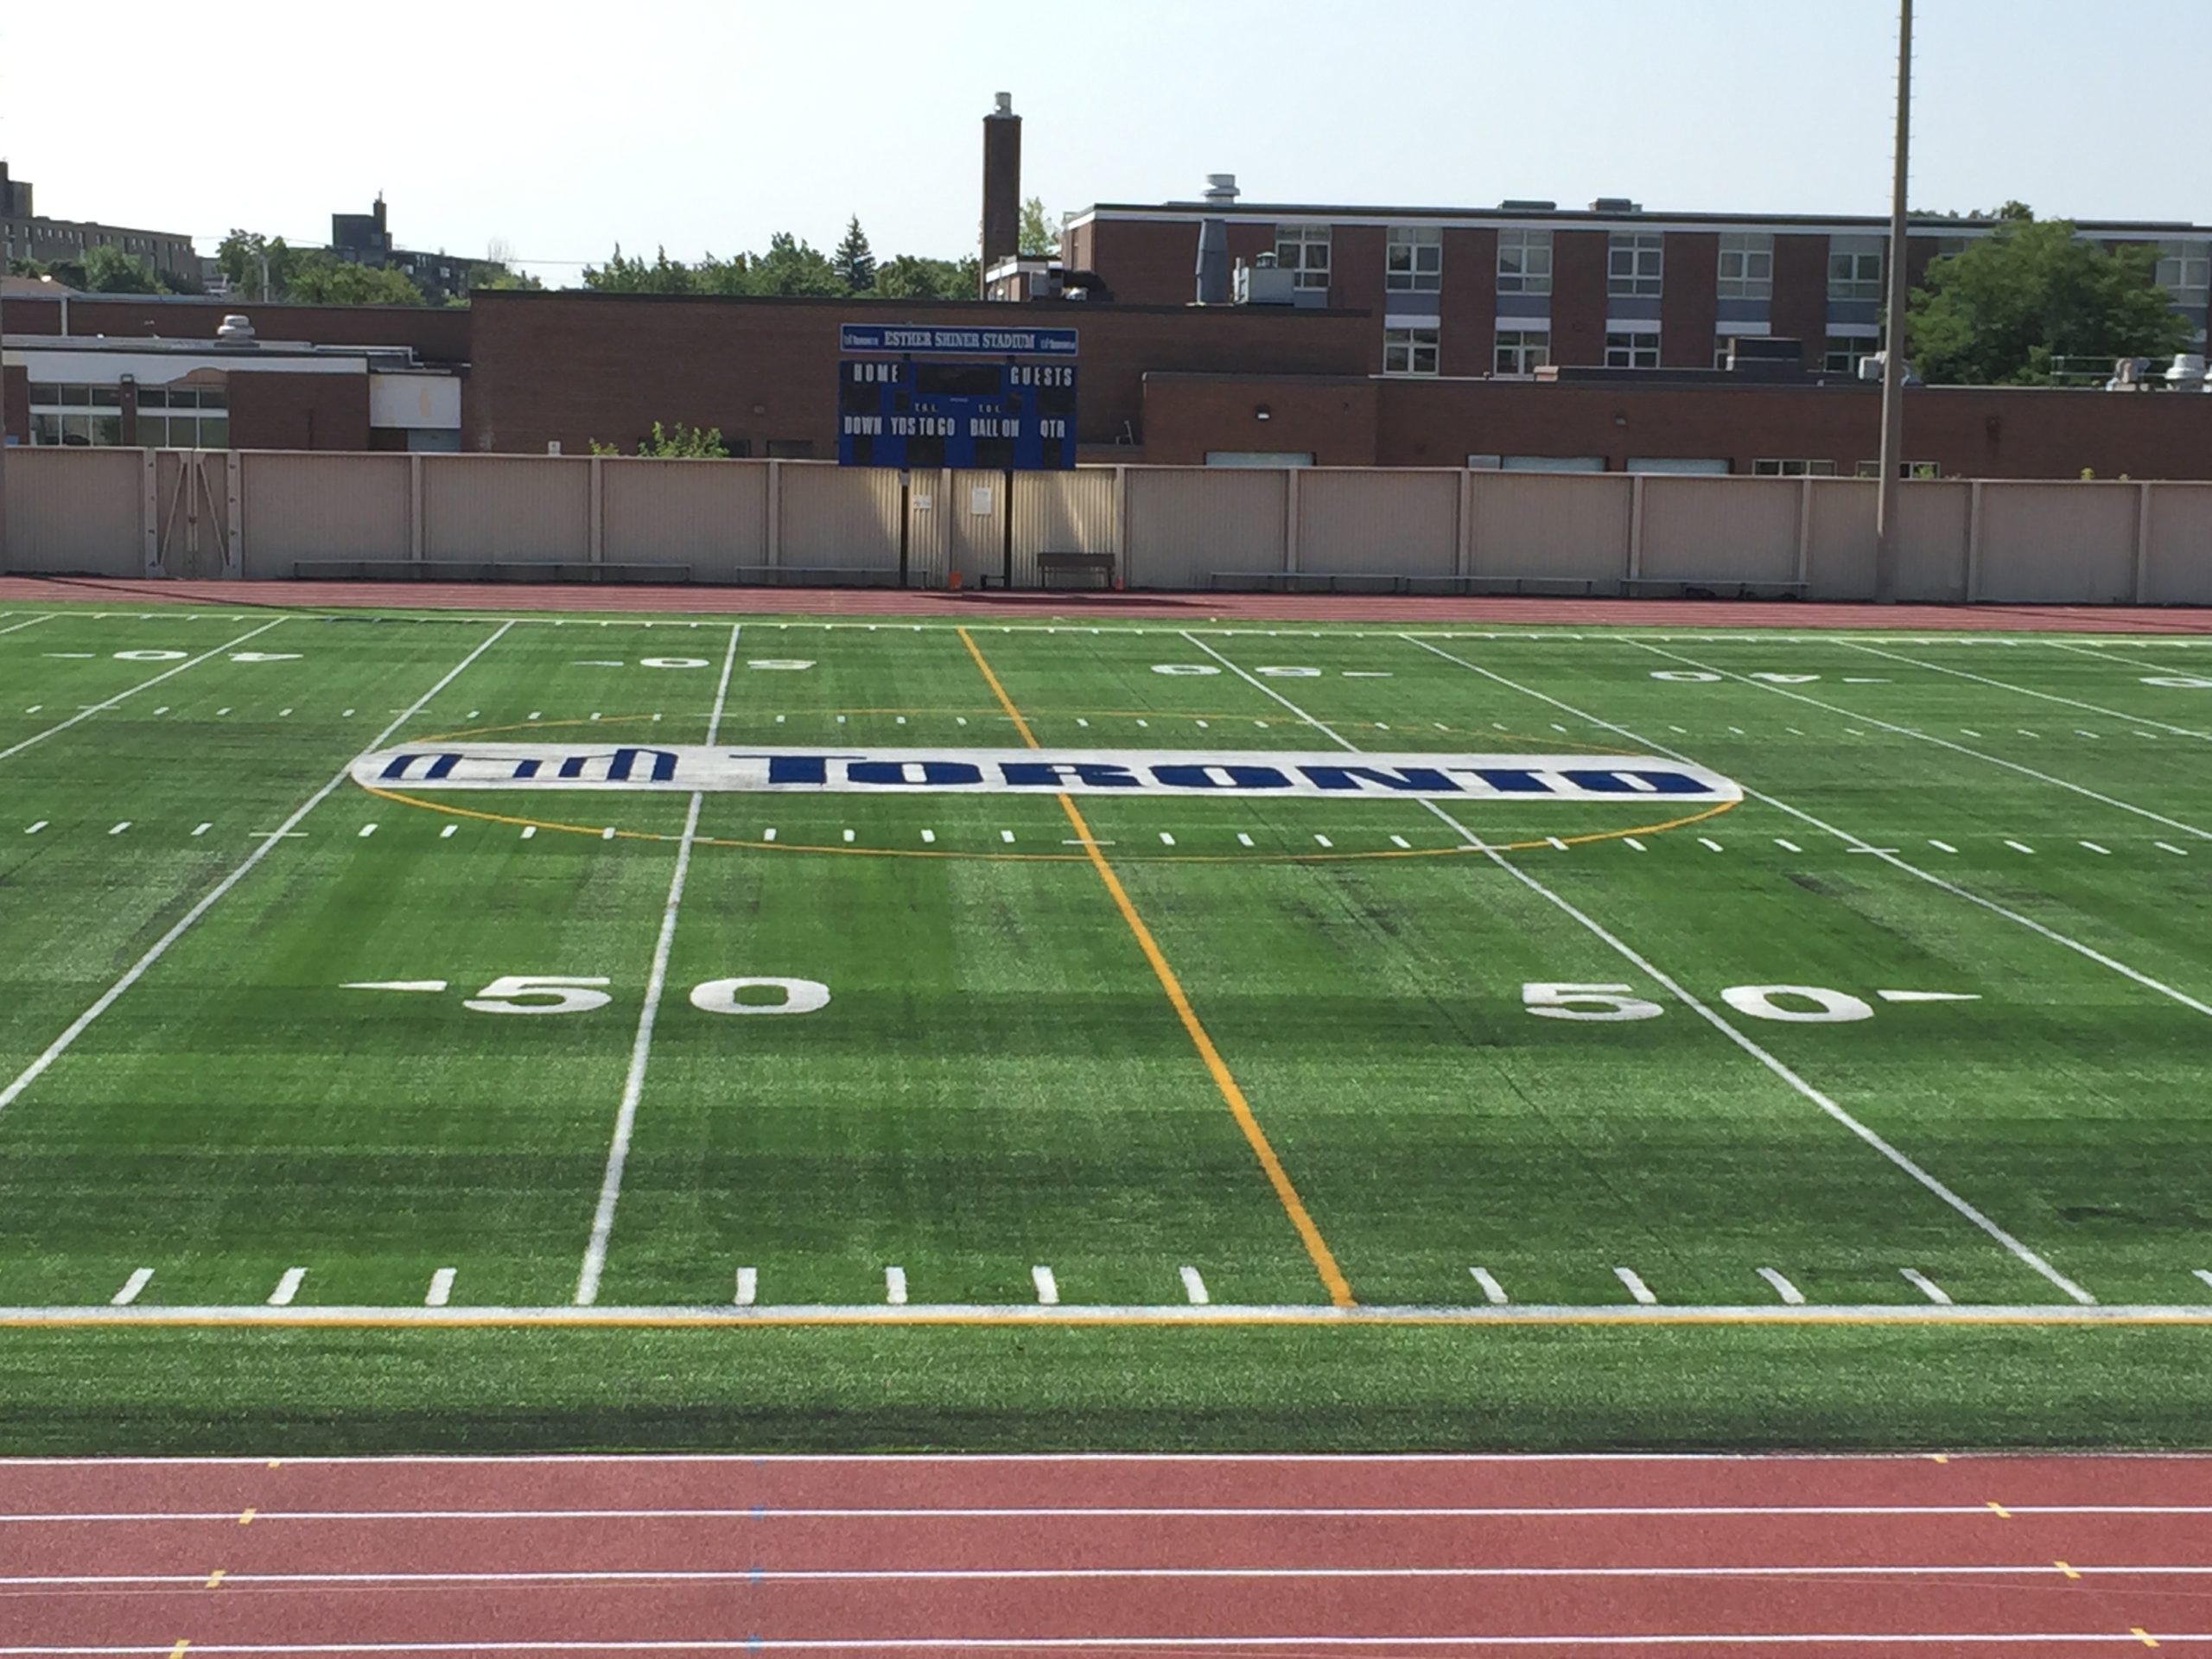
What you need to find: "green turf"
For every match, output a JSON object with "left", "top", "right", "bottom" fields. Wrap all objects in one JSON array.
[{"left": 1, "top": 601, "right": 2209, "bottom": 1450}]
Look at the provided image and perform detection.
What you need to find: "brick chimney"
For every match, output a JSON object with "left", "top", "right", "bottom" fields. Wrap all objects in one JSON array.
[{"left": 980, "top": 92, "right": 1020, "bottom": 297}]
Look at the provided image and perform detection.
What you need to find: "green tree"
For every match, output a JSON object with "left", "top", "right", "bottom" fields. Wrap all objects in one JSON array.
[
  {"left": 590, "top": 420, "right": 729, "bottom": 458},
  {"left": 1908, "top": 213, "right": 2192, "bottom": 385},
  {"left": 78, "top": 243, "right": 166, "bottom": 294},
  {"left": 583, "top": 245, "right": 698, "bottom": 294},
  {"left": 871, "top": 254, "right": 958, "bottom": 299},
  {"left": 281, "top": 251, "right": 429, "bottom": 305},
  {"left": 748, "top": 232, "right": 843, "bottom": 296},
  {"left": 833, "top": 216, "right": 876, "bottom": 292},
  {"left": 1018, "top": 195, "right": 1056, "bottom": 257}
]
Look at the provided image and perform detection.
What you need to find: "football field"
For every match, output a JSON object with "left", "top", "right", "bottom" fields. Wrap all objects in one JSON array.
[{"left": 1, "top": 600, "right": 2209, "bottom": 1451}]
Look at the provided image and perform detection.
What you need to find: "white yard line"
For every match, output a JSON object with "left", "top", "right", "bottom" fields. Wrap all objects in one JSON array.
[
  {"left": 574, "top": 622, "right": 741, "bottom": 1307},
  {"left": 1837, "top": 639, "right": 2211, "bottom": 739},
  {"left": 0, "top": 619, "right": 285, "bottom": 766},
  {"left": 884, "top": 1266, "right": 910, "bottom": 1306},
  {"left": 1634, "top": 641, "right": 2212, "bottom": 845},
  {"left": 1468, "top": 1268, "right": 1510, "bottom": 1305},
  {"left": 1405, "top": 637, "right": 2212, "bottom": 1024},
  {"left": 1032, "top": 1265, "right": 1059, "bottom": 1306},
  {"left": 0, "top": 622, "right": 515, "bottom": 1121},
  {"left": 1179, "top": 1266, "right": 1211, "bottom": 1305},
  {"left": 2040, "top": 633, "right": 2212, "bottom": 686},
  {"left": 109, "top": 1268, "right": 152, "bottom": 1307},
  {"left": 1758, "top": 1268, "right": 1807, "bottom": 1306},
  {"left": 1901, "top": 1269, "right": 1954, "bottom": 1306},
  {"left": 267, "top": 1268, "right": 307, "bottom": 1307},
  {"left": 735, "top": 1268, "right": 758, "bottom": 1306},
  {"left": 0, "top": 614, "right": 55, "bottom": 639},
  {"left": 1189, "top": 634, "right": 2096, "bottom": 1306},
  {"left": 1613, "top": 1268, "right": 1658, "bottom": 1306},
  {"left": 424, "top": 1268, "right": 456, "bottom": 1308}
]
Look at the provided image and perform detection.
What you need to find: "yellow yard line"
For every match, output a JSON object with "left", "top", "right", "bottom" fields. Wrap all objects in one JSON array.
[{"left": 957, "top": 625, "right": 1355, "bottom": 1307}]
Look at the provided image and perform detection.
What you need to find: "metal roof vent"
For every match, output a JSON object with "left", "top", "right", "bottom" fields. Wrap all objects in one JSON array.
[
  {"left": 992, "top": 92, "right": 1012, "bottom": 116},
  {"left": 1498, "top": 199, "right": 1556, "bottom": 211},
  {"left": 214, "top": 314, "right": 257, "bottom": 345},
  {"left": 1204, "top": 173, "right": 1239, "bottom": 204},
  {"left": 1590, "top": 197, "right": 1642, "bottom": 213}
]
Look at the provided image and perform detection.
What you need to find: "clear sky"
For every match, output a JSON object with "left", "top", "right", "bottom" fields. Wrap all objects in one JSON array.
[{"left": 1, "top": 0, "right": 2203, "bottom": 282}]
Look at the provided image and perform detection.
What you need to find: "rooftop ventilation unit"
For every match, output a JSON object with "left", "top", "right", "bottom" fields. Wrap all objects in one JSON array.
[
  {"left": 213, "top": 314, "right": 257, "bottom": 346},
  {"left": 1498, "top": 199, "right": 1556, "bottom": 212},
  {"left": 1204, "top": 173, "right": 1239, "bottom": 204},
  {"left": 1590, "top": 197, "right": 1642, "bottom": 213}
]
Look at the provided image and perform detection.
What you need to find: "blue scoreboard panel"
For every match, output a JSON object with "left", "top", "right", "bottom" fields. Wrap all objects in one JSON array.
[{"left": 837, "top": 359, "right": 1077, "bottom": 470}]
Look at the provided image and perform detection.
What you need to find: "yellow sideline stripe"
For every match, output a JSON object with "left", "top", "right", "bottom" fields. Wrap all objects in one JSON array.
[{"left": 957, "top": 625, "right": 1356, "bottom": 1308}]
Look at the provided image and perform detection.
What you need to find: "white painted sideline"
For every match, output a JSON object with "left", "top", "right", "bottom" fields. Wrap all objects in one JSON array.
[
  {"left": 0, "top": 614, "right": 55, "bottom": 638},
  {"left": 574, "top": 623, "right": 742, "bottom": 1307},
  {"left": 0, "top": 618, "right": 285, "bottom": 766},
  {"left": 0, "top": 622, "right": 516, "bottom": 1119},
  {"left": 1404, "top": 637, "right": 2212, "bottom": 1025},
  {"left": 1635, "top": 641, "right": 2212, "bottom": 845},
  {"left": 1838, "top": 639, "right": 2212, "bottom": 739},
  {"left": 1189, "top": 634, "right": 2094, "bottom": 1306}
]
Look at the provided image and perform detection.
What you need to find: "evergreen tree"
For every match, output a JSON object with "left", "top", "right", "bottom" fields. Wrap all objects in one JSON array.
[{"left": 833, "top": 216, "right": 876, "bottom": 292}]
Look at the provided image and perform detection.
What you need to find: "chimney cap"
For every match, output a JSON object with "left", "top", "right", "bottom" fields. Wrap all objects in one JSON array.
[
  {"left": 1204, "top": 173, "right": 1239, "bottom": 203},
  {"left": 991, "top": 92, "right": 1014, "bottom": 116}
]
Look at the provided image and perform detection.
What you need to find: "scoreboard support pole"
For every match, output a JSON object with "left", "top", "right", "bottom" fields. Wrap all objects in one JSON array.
[
  {"left": 1001, "top": 467, "right": 1015, "bottom": 589},
  {"left": 897, "top": 470, "right": 912, "bottom": 588}
]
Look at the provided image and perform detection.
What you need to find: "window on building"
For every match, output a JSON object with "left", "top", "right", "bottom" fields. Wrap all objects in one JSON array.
[
  {"left": 136, "top": 385, "right": 230, "bottom": 449},
  {"left": 1383, "top": 326, "right": 1441, "bottom": 376},
  {"left": 1607, "top": 232, "right": 1662, "bottom": 297},
  {"left": 25, "top": 383, "right": 124, "bottom": 447},
  {"left": 1855, "top": 460, "right": 1942, "bottom": 480},
  {"left": 1386, "top": 226, "right": 1441, "bottom": 292},
  {"left": 1828, "top": 234, "right": 1885, "bottom": 301},
  {"left": 1716, "top": 232, "right": 1773, "bottom": 299},
  {"left": 1497, "top": 228, "right": 1552, "bottom": 295},
  {"left": 1934, "top": 235, "right": 1971, "bottom": 260},
  {"left": 1494, "top": 329, "right": 1550, "bottom": 374},
  {"left": 2155, "top": 240, "right": 2211, "bottom": 306},
  {"left": 1604, "top": 330, "right": 1660, "bottom": 369},
  {"left": 1274, "top": 223, "right": 1331, "bottom": 290},
  {"left": 1752, "top": 458, "right": 1838, "bottom": 477},
  {"left": 1824, "top": 334, "right": 1875, "bottom": 373}
]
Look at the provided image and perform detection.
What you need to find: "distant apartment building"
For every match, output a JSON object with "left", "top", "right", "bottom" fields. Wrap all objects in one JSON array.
[
  {"left": 1058, "top": 182, "right": 2212, "bottom": 379},
  {"left": 331, "top": 195, "right": 470, "bottom": 303},
  {"left": 0, "top": 162, "right": 200, "bottom": 288}
]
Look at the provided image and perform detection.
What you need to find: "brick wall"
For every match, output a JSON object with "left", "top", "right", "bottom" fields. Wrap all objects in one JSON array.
[
  {"left": 3, "top": 296, "right": 472, "bottom": 365},
  {"left": 1770, "top": 234, "right": 1829, "bottom": 361},
  {"left": 1661, "top": 233, "right": 1719, "bottom": 368},
  {"left": 1550, "top": 231, "right": 1609, "bottom": 365},
  {"left": 228, "top": 372, "right": 372, "bottom": 451}
]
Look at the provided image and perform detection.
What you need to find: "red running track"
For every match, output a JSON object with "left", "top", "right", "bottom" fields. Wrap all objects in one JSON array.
[
  {"left": 1, "top": 1455, "right": 2209, "bottom": 1654},
  {"left": 5, "top": 573, "right": 2212, "bottom": 631}
]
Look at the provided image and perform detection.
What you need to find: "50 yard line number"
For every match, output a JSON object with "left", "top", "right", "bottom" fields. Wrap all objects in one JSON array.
[
  {"left": 345, "top": 975, "right": 830, "bottom": 1015},
  {"left": 1525, "top": 982, "right": 1977, "bottom": 1023}
]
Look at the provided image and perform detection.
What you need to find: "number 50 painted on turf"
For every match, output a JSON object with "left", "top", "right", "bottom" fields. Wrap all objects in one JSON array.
[
  {"left": 459, "top": 975, "right": 830, "bottom": 1015},
  {"left": 1523, "top": 982, "right": 1877, "bottom": 1023}
]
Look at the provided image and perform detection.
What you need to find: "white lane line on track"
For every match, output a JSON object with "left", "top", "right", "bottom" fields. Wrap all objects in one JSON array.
[
  {"left": 1758, "top": 1268, "right": 1807, "bottom": 1306},
  {"left": 0, "top": 622, "right": 290, "bottom": 764},
  {"left": 1468, "top": 1268, "right": 1509, "bottom": 1305},
  {"left": 1840, "top": 639, "right": 2212, "bottom": 739},
  {"left": 1641, "top": 641, "right": 2212, "bottom": 844},
  {"left": 1406, "top": 639, "right": 2212, "bottom": 1027},
  {"left": 0, "top": 622, "right": 516, "bottom": 1122},
  {"left": 575, "top": 622, "right": 741, "bottom": 1308},
  {"left": 1198, "top": 634, "right": 2097, "bottom": 1308},
  {"left": 1901, "top": 1269, "right": 1954, "bottom": 1306},
  {"left": 1613, "top": 1268, "right": 1657, "bottom": 1306}
]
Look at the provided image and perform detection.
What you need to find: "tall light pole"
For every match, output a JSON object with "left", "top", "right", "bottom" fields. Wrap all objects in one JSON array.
[{"left": 1873, "top": 0, "right": 1913, "bottom": 601}]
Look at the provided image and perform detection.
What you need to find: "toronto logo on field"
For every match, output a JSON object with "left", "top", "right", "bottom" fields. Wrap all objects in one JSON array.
[{"left": 353, "top": 745, "right": 1742, "bottom": 803}]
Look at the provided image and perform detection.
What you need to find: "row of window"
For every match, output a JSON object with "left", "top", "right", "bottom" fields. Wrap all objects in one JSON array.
[
  {"left": 25, "top": 384, "right": 230, "bottom": 448},
  {"left": 1378, "top": 327, "right": 1880, "bottom": 376},
  {"left": 1273, "top": 225, "right": 2212, "bottom": 305}
]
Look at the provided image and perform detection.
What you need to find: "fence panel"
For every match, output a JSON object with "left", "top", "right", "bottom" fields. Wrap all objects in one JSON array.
[
  {"left": 423, "top": 455, "right": 590, "bottom": 563},
  {"left": 776, "top": 462, "right": 900, "bottom": 574},
  {"left": 1467, "top": 471, "right": 1631, "bottom": 584},
  {"left": 240, "top": 452, "right": 410, "bottom": 576},
  {"left": 2140, "top": 484, "right": 2212, "bottom": 605},
  {"left": 2, "top": 449, "right": 144, "bottom": 576},
  {"left": 944, "top": 468, "right": 1008, "bottom": 587},
  {"left": 1975, "top": 482, "right": 2139, "bottom": 604},
  {"left": 1297, "top": 469, "right": 1459, "bottom": 577},
  {"left": 1637, "top": 476, "right": 1802, "bottom": 585},
  {"left": 1891, "top": 481, "right": 1970, "bottom": 602},
  {"left": 601, "top": 458, "right": 768, "bottom": 580},
  {"left": 1011, "top": 467, "right": 1118, "bottom": 588},
  {"left": 1125, "top": 467, "right": 1287, "bottom": 588},
  {"left": 1802, "top": 479, "right": 1878, "bottom": 599}
]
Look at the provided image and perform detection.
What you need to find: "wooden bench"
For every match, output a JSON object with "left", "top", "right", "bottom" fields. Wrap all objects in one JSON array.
[{"left": 1037, "top": 550, "right": 1116, "bottom": 589}]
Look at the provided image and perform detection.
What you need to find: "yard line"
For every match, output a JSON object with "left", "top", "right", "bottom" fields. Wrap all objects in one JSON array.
[
  {"left": 1468, "top": 1268, "right": 1509, "bottom": 1305},
  {"left": 1901, "top": 1268, "right": 1954, "bottom": 1305},
  {"left": 192, "top": 823, "right": 211, "bottom": 837},
  {"left": 734, "top": 1268, "right": 757, "bottom": 1306},
  {"left": 1635, "top": 642, "right": 2212, "bottom": 846},
  {"left": 1389, "top": 835, "right": 1412, "bottom": 849},
  {"left": 1623, "top": 837, "right": 1646, "bottom": 851},
  {"left": 1774, "top": 838, "right": 1802, "bottom": 852},
  {"left": 267, "top": 1268, "right": 306, "bottom": 1307},
  {"left": 1697, "top": 836, "right": 1723, "bottom": 852},
  {"left": 1929, "top": 840, "right": 1957, "bottom": 854},
  {"left": 2080, "top": 841, "right": 2113, "bottom": 855},
  {"left": 1179, "top": 1265, "right": 1211, "bottom": 1305},
  {"left": 1032, "top": 1265, "right": 1059, "bottom": 1306},
  {"left": 1758, "top": 1268, "right": 1807, "bottom": 1306},
  {"left": 424, "top": 1268, "right": 456, "bottom": 1308},
  {"left": 966, "top": 628, "right": 1351, "bottom": 1308},
  {"left": 110, "top": 1269, "right": 153, "bottom": 1307},
  {"left": 1214, "top": 637, "right": 2097, "bottom": 1305},
  {"left": 1840, "top": 639, "right": 2212, "bottom": 739},
  {"left": 2157, "top": 842, "right": 2189, "bottom": 856},
  {"left": 884, "top": 1266, "right": 909, "bottom": 1306},
  {"left": 0, "top": 614, "right": 54, "bottom": 638},
  {"left": 575, "top": 622, "right": 741, "bottom": 1307},
  {"left": 1613, "top": 1268, "right": 1658, "bottom": 1306},
  {"left": 23, "top": 822, "right": 45, "bottom": 836},
  {"left": 358, "top": 823, "right": 378, "bottom": 839},
  {"left": 2193, "top": 1269, "right": 2212, "bottom": 1296},
  {"left": 439, "top": 824, "right": 457, "bottom": 840},
  {"left": 1406, "top": 638, "right": 2212, "bottom": 1025},
  {"left": 0, "top": 621, "right": 516, "bottom": 1122},
  {"left": 105, "top": 822, "right": 129, "bottom": 836}
]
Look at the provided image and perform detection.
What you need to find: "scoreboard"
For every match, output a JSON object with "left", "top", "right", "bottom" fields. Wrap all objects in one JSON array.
[{"left": 836, "top": 358, "right": 1077, "bottom": 471}]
